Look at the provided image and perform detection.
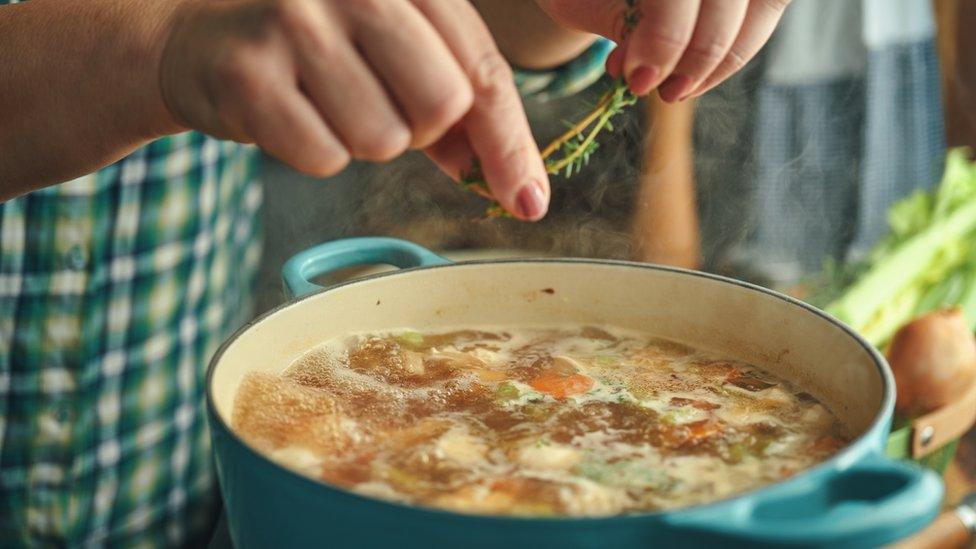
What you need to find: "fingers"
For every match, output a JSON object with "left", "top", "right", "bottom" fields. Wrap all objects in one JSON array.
[
  {"left": 622, "top": 0, "right": 702, "bottom": 95},
  {"left": 606, "top": 41, "right": 627, "bottom": 79},
  {"left": 414, "top": 0, "right": 550, "bottom": 221},
  {"left": 282, "top": 0, "right": 411, "bottom": 162},
  {"left": 211, "top": 31, "right": 350, "bottom": 176},
  {"left": 423, "top": 123, "right": 474, "bottom": 180},
  {"left": 602, "top": 0, "right": 786, "bottom": 99},
  {"left": 656, "top": 0, "right": 749, "bottom": 102},
  {"left": 343, "top": 1, "right": 474, "bottom": 149},
  {"left": 686, "top": 0, "right": 791, "bottom": 98},
  {"left": 240, "top": 72, "right": 351, "bottom": 177}
]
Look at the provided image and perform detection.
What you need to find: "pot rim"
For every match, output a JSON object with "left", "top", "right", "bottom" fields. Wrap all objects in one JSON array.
[{"left": 205, "top": 257, "right": 894, "bottom": 523}]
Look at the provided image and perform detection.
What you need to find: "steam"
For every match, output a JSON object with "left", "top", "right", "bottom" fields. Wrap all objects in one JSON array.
[
  {"left": 691, "top": 60, "right": 763, "bottom": 278},
  {"left": 255, "top": 54, "right": 789, "bottom": 313}
]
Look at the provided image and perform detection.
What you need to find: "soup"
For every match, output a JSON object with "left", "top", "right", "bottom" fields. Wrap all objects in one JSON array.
[{"left": 231, "top": 326, "right": 849, "bottom": 516}]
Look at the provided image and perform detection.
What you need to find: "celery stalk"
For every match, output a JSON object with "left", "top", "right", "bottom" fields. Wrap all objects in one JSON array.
[
  {"left": 857, "top": 285, "right": 924, "bottom": 348},
  {"left": 954, "top": 266, "right": 976, "bottom": 330},
  {"left": 825, "top": 198, "right": 976, "bottom": 330},
  {"left": 914, "top": 268, "right": 967, "bottom": 316}
]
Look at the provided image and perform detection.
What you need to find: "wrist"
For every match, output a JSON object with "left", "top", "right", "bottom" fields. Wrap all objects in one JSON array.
[{"left": 121, "top": 0, "right": 192, "bottom": 139}]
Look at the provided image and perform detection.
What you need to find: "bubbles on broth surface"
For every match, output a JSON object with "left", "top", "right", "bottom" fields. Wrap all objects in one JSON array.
[
  {"left": 232, "top": 371, "right": 353, "bottom": 457},
  {"left": 231, "top": 325, "right": 850, "bottom": 517}
]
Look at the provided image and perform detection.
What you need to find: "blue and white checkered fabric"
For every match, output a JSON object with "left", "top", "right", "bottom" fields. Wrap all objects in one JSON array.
[{"left": 726, "top": 0, "right": 945, "bottom": 288}]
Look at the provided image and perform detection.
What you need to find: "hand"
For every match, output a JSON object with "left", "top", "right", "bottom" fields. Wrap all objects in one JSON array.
[
  {"left": 536, "top": 0, "right": 791, "bottom": 101},
  {"left": 158, "top": 0, "right": 550, "bottom": 220}
]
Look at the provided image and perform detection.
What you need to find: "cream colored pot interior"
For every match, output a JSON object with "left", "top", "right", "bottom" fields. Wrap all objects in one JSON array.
[{"left": 211, "top": 262, "right": 886, "bottom": 437}]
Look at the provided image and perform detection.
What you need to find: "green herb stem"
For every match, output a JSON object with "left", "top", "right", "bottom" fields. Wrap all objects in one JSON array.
[
  {"left": 460, "top": 80, "right": 636, "bottom": 218},
  {"left": 539, "top": 91, "right": 615, "bottom": 160},
  {"left": 457, "top": 1, "right": 642, "bottom": 219}
]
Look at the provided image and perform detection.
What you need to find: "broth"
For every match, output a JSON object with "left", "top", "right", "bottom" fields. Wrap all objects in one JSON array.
[{"left": 231, "top": 326, "right": 849, "bottom": 516}]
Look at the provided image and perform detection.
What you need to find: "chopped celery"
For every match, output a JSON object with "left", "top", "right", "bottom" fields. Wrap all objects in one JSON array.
[
  {"left": 379, "top": 465, "right": 422, "bottom": 489},
  {"left": 659, "top": 406, "right": 701, "bottom": 425},
  {"left": 727, "top": 442, "right": 748, "bottom": 463},
  {"left": 575, "top": 459, "right": 673, "bottom": 490},
  {"left": 494, "top": 381, "right": 520, "bottom": 402},
  {"left": 395, "top": 331, "right": 425, "bottom": 350}
]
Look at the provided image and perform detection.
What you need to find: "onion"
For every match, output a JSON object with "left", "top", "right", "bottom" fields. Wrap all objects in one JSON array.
[{"left": 887, "top": 308, "right": 976, "bottom": 416}]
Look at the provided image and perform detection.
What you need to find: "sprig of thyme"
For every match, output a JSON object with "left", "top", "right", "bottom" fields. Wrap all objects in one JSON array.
[
  {"left": 458, "top": 1, "right": 641, "bottom": 219},
  {"left": 459, "top": 79, "right": 637, "bottom": 219}
]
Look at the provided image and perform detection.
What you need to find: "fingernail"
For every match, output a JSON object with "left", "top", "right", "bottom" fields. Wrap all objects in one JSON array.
[
  {"left": 516, "top": 181, "right": 548, "bottom": 221},
  {"left": 627, "top": 65, "right": 659, "bottom": 96},
  {"left": 658, "top": 74, "right": 694, "bottom": 103}
]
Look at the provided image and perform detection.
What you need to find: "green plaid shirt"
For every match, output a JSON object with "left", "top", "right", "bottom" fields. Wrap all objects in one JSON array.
[{"left": 0, "top": 131, "right": 262, "bottom": 547}]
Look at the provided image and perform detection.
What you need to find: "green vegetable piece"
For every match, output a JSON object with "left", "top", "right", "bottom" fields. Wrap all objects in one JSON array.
[
  {"left": 380, "top": 465, "right": 422, "bottom": 489},
  {"left": 914, "top": 267, "right": 966, "bottom": 315},
  {"left": 575, "top": 459, "right": 671, "bottom": 490},
  {"left": 395, "top": 331, "right": 425, "bottom": 350},
  {"left": 494, "top": 381, "right": 520, "bottom": 402},
  {"left": 887, "top": 190, "right": 932, "bottom": 238},
  {"left": 522, "top": 403, "right": 553, "bottom": 422},
  {"left": 857, "top": 284, "right": 924, "bottom": 348},
  {"left": 956, "top": 268, "right": 976, "bottom": 330},
  {"left": 750, "top": 437, "right": 771, "bottom": 456},
  {"left": 660, "top": 406, "right": 701, "bottom": 426},
  {"left": 727, "top": 442, "right": 748, "bottom": 463}
]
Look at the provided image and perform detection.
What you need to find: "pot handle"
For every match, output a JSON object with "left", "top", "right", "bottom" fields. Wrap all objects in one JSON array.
[
  {"left": 282, "top": 237, "right": 450, "bottom": 298},
  {"left": 672, "top": 452, "right": 943, "bottom": 548}
]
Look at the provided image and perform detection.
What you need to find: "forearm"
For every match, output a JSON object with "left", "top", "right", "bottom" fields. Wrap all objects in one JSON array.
[
  {"left": 0, "top": 0, "right": 183, "bottom": 200},
  {"left": 471, "top": 0, "right": 596, "bottom": 70}
]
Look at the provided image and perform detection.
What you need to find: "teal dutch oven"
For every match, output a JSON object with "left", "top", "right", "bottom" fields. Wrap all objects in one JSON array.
[{"left": 206, "top": 237, "right": 944, "bottom": 548}]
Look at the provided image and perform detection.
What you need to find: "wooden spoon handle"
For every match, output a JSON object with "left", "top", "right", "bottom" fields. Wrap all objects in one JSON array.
[{"left": 888, "top": 511, "right": 973, "bottom": 549}]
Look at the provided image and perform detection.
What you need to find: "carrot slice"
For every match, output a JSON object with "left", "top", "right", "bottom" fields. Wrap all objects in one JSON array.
[
  {"left": 529, "top": 373, "right": 594, "bottom": 398},
  {"left": 657, "top": 419, "right": 724, "bottom": 450},
  {"left": 686, "top": 419, "right": 720, "bottom": 440}
]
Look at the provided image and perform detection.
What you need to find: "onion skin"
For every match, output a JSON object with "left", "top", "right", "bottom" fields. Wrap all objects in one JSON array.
[{"left": 887, "top": 308, "right": 976, "bottom": 417}]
